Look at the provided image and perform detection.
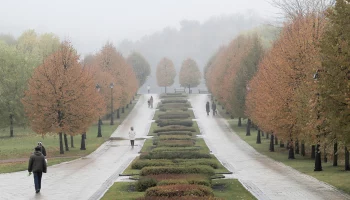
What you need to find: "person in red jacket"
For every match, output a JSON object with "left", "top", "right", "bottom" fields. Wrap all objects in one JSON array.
[{"left": 28, "top": 146, "right": 47, "bottom": 193}]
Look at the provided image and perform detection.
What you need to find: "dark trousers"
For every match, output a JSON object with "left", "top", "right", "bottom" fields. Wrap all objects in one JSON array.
[
  {"left": 33, "top": 172, "right": 42, "bottom": 191},
  {"left": 130, "top": 140, "right": 135, "bottom": 147}
]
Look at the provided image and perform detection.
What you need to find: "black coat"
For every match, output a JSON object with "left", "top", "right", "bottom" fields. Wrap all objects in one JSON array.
[
  {"left": 206, "top": 103, "right": 210, "bottom": 112},
  {"left": 28, "top": 151, "right": 47, "bottom": 173},
  {"left": 40, "top": 146, "right": 47, "bottom": 157}
]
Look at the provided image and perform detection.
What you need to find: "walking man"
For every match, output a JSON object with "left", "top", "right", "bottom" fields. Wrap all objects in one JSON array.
[
  {"left": 28, "top": 146, "right": 47, "bottom": 193},
  {"left": 212, "top": 101, "right": 217, "bottom": 116},
  {"left": 38, "top": 141, "right": 47, "bottom": 163},
  {"left": 129, "top": 127, "right": 136, "bottom": 147},
  {"left": 150, "top": 96, "right": 153, "bottom": 108},
  {"left": 206, "top": 101, "right": 210, "bottom": 116},
  {"left": 147, "top": 85, "right": 150, "bottom": 94}
]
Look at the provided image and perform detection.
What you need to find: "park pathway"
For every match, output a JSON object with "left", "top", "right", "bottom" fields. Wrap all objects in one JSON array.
[
  {"left": 190, "top": 94, "right": 350, "bottom": 200},
  {"left": 0, "top": 94, "right": 159, "bottom": 200}
]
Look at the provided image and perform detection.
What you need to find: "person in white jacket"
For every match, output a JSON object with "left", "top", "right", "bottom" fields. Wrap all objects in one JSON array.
[{"left": 128, "top": 127, "right": 136, "bottom": 147}]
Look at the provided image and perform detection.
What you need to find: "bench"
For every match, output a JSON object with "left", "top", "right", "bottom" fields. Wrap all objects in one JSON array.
[
  {"left": 174, "top": 88, "right": 186, "bottom": 93},
  {"left": 198, "top": 89, "right": 208, "bottom": 94}
]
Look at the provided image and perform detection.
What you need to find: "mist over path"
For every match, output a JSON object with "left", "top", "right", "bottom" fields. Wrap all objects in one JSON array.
[{"left": 189, "top": 94, "right": 350, "bottom": 200}]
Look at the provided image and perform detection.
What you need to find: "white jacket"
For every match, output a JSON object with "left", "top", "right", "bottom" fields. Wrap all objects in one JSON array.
[{"left": 129, "top": 130, "right": 136, "bottom": 140}]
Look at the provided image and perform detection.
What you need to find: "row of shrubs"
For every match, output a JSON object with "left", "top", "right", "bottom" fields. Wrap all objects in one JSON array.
[
  {"left": 135, "top": 94, "right": 220, "bottom": 199},
  {"left": 132, "top": 158, "right": 219, "bottom": 169},
  {"left": 156, "top": 119, "right": 193, "bottom": 127}
]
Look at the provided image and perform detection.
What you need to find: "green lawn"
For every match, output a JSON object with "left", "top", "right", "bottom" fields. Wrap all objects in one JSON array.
[
  {"left": 212, "top": 179, "right": 256, "bottom": 200},
  {"left": 101, "top": 182, "right": 144, "bottom": 200},
  {"left": 227, "top": 118, "right": 350, "bottom": 194},
  {"left": 0, "top": 98, "right": 138, "bottom": 173}
]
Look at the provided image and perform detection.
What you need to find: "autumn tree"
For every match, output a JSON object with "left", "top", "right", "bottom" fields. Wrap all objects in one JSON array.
[
  {"left": 127, "top": 52, "right": 151, "bottom": 87},
  {"left": 179, "top": 58, "right": 201, "bottom": 93},
  {"left": 319, "top": 0, "right": 350, "bottom": 170},
  {"left": 22, "top": 42, "right": 104, "bottom": 154},
  {"left": 156, "top": 57, "right": 176, "bottom": 93}
]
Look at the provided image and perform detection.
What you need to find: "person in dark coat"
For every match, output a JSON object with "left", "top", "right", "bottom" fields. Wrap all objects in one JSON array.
[
  {"left": 212, "top": 102, "right": 217, "bottom": 116},
  {"left": 28, "top": 146, "right": 47, "bottom": 193},
  {"left": 37, "top": 142, "right": 47, "bottom": 157},
  {"left": 206, "top": 101, "right": 210, "bottom": 116}
]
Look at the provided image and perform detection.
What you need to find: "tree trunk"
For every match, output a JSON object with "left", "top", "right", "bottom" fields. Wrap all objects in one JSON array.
[
  {"left": 301, "top": 141, "right": 305, "bottom": 156},
  {"left": 269, "top": 134, "right": 274, "bottom": 152},
  {"left": 266, "top": 133, "right": 269, "bottom": 139},
  {"left": 333, "top": 141, "right": 338, "bottom": 166},
  {"left": 122, "top": 107, "right": 125, "bottom": 113},
  {"left": 324, "top": 146, "right": 327, "bottom": 163},
  {"left": 59, "top": 132, "right": 64, "bottom": 154},
  {"left": 80, "top": 132, "right": 86, "bottom": 150},
  {"left": 314, "top": 144, "right": 322, "bottom": 171},
  {"left": 311, "top": 145, "right": 316, "bottom": 159},
  {"left": 97, "top": 118, "right": 102, "bottom": 137},
  {"left": 295, "top": 139, "right": 299, "bottom": 154},
  {"left": 10, "top": 114, "right": 14, "bottom": 137},
  {"left": 256, "top": 130, "right": 261, "bottom": 144},
  {"left": 288, "top": 140, "right": 295, "bottom": 159},
  {"left": 246, "top": 119, "right": 251, "bottom": 136},
  {"left": 274, "top": 135, "right": 278, "bottom": 145},
  {"left": 64, "top": 133, "right": 69, "bottom": 151},
  {"left": 280, "top": 140, "right": 284, "bottom": 148},
  {"left": 286, "top": 140, "right": 290, "bottom": 149},
  {"left": 70, "top": 135, "right": 74, "bottom": 148},
  {"left": 126, "top": 103, "right": 129, "bottom": 108},
  {"left": 117, "top": 108, "right": 120, "bottom": 119},
  {"left": 345, "top": 147, "right": 350, "bottom": 171},
  {"left": 261, "top": 131, "right": 264, "bottom": 137},
  {"left": 238, "top": 117, "right": 242, "bottom": 127}
]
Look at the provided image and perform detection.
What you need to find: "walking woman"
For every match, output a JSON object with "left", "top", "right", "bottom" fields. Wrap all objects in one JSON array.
[{"left": 129, "top": 127, "right": 136, "bottom": 147}]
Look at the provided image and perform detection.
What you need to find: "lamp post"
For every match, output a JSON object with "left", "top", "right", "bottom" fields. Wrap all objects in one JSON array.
[
  {"left": 96, "top": 84, "right": 102, "bottom": 137},
  {"left": 313, "top": 70, "right": 322, "bottom": 171},
  {"left": 110, "top": 83, "right": 114, "bottom": 125}
]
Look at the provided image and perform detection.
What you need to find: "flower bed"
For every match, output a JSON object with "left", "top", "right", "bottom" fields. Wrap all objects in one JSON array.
[
  {"left": 144, "top": 184, "right": 214, "bottom": 197},
  {"left": 140, "top": 166, "right": 215, "bottom": 176},
  {"left": 156, "top": 119, "right": 193, "bottom": 127},
  {"left": 157, "top": 131, "right": 193, "bottom": 136},
  {"left": 154, "top": 125, "right": 196, "bottom": 133}
]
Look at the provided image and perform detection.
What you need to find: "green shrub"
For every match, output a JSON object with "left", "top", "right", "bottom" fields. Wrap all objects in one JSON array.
[
  {"left": 138, "top": 196, "right": 220, "bottom": 200},
  {"left": 157, "top": 140, "right": 194, "bottom": 147},
  {"left": 140, "top": 166, "right": 215, "bottom": 176},
  {"left": 159, "top": 107, "right": 188, "bottom": 112},
  {"left": 151, "top": 147, "right": 200, "bottom": 153},
  {"left": 144, "top": 184, "right": 214, "bottom": 197},
  {"left": 157, "top": 178, "right": 211, "bottom": 187},
  {"left": 141, "top": 151, "right": 211, "bottom": 159},
  {"left": 158, "top": 113, "right": 190, "bottom": 119},
  {"left": 159, "top": 135, "right": 192, "bottom": 140},
  {"left": 157, "top": 131, "right": 193, "bottom": 136},
  {"left": 154, "top": 126, "right": 196, "bottom": 133},
  {"left": 132, "top": 159, "right": 173, "bottom": 169},
  {"left": 156, "top": 119, "right": 193, "bottom": 127},
  {"left": 136, "top": 177, "right": 158, "bottom": 191},
  {"left": 161, "top": 99, "right": 188, "bottom": 104},
  {"left": 146, "top": 174, "right": 210, "bottom": 181}
]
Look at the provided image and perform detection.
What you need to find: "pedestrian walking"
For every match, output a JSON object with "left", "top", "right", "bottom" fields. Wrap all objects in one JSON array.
[
  {"left": 150, "top": 96, "right": 153, "bottom": 108},
  {"left": 129, "top": 127, "right": 136, "bottom": 147},
  {"left": 147, "top": 100, "right": 150, "bottom": 108},
  {"left": 212, "top": 102, "right": 217, "bottom": 116},
  {"left": 28, "top": 146, "right": 47, "bottom": 193},
  {"left": 206, "top": 101, "right": 210, "bottom": 116},
  {"left": 147, "top": 85, "right": 150, "bottom": 94},
  {"left": 37, "top": 141, "right": 47, "bottom": 163}
]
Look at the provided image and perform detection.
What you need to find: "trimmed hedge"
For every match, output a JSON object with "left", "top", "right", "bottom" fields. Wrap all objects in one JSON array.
[
  {"left": 158, "top": 113, "right": 190, "bottom": 119},
  {"left": 146, "top": 174, "right": 210, "bottom": 181},
  {"left": 138, "top": 197, "right": 221, "bottom": 200},
  {"left": 161, "top": 99, "right": 188, "bottom": 104},
  {"left": 145, "top": 184, "right": 214, "bottom": 197},
  {"left": 136, "top": 177, "right": 157, "bottom": 191},
  {"left": 159, "top": 135, "right": 192, "bottom": 140},
  {"left": 131, "top": 158, "right": 218, "bottom": 169},
  {"left": 140, "top": 151, "right": 212, "bottom": 160},
  {"left": 156, "top": 119, "right": 193, "bottom": 127},
  {"left": 157, "top": 179, "right": 211, "bottom": 187},
  {"left": 154, "top": 125, "right": 196, "bottom": 133},
  {"left": 151, "top": 147, "right": 200, "bottom": 153},
  {"left": 157, "top": 140, "right": 194, "bottom": 147},
  {"left": 159, "top": 107, "right": 188, "bottom": 112},
  {"left": 140, "top": 166, "right": 215, "bottom": 176},
  {"left": 157, "top": 131, "right": 193, "bottom": 136}
]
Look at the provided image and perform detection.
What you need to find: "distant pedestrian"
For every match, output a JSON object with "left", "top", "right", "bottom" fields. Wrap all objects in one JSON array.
[
  {"left": 147, "top": 100, "right": 150, "bottom": 108},
  {"left": 150, "top": 96, "right": 153, "bottom": 108},
  {"left": 147, "top": 85, "right": 150, "bottom": 94},
  {"left": 129, "top": 127, "right": 136, "bottom": 147},
  {"left": 206, "top": 101, "right": 210, "bottom": 116},
  {"left": 28, "top": 146, "right": 47, "bottom": 194},
  {"left": 212, "top": 102, "right": 217, "bottom": 116},
  {"left": 37, "top": 141, "right": 47, "bottom": 163}
]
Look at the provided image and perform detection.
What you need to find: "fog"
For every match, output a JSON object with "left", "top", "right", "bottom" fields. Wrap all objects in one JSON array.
[{"left": 0, "top": 0, "right": 278, "bottom": 93}]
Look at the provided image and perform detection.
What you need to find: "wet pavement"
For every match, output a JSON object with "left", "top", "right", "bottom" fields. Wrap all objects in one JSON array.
[
  {"left": 0, "top": 94, "right": 159, "bottom": 200},
  {"left": 189, "top": 94, "right": 350, "bottom": 200}
]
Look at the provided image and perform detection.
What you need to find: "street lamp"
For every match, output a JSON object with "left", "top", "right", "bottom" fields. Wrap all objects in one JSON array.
[
  {"left": 313, "top": 70, "right": 322, "bottom": 171},
  {"left": 110, "top": 83, "right": 114, "bottom": 125},
  {"left": 96, "top": 84, "right": 102, "bottom": 137}
]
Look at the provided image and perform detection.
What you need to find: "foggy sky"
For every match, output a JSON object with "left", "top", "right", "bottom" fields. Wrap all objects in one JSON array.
[{"left": 0, "top": 0, "right": 278, "bottom": 55}]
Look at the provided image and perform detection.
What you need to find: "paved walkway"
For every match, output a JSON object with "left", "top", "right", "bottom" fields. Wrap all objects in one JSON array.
[
  {"left": 190, "top": 94, "right": 350, "bottom": 200},
  {"left": 0, "top": 94, "right": 159, "bottom": 200}
]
